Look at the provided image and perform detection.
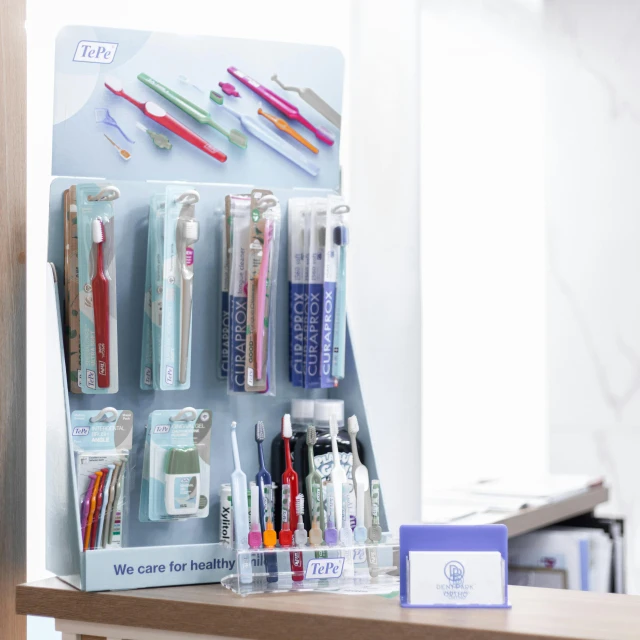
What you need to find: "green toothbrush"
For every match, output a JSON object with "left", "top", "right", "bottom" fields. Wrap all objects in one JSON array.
[{"left": 137, "top": 73, "right": 247, "bottom": 149}]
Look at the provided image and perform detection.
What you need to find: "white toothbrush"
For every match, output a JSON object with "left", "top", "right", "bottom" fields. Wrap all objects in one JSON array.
[
  {"left": 175, "top": 191, "right": 200, "bottom": 385},
  {"left": 354, "top": 481, "right": 367, "bottom": 543},
  {"left": 230, "top": 421, "right": 252, "bottom": 584},
  {"left": 348, "top": 415, "right": 371, "bottom": 532},
  {"left": 329, "top": 414, "right": 346, "bottom": 533}
]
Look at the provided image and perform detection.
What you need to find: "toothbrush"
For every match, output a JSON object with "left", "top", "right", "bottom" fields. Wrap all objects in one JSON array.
[
  {"left": 347, "top": 416, "right": 371, "bottom": 532},
  {"left": 258, "top": 108, "right": 319, "bottom": 154},
  {"left": 305, "top": 426, "right": 325, "bottom": 530},
  {"left": 80, "top": 474, "right": 97, "bottom": 545},
  {"left": 248, "top": 484, "right": 262, "bottom": 549},
  {"left": 175, "top": 192, "right": 200, "bottom": 385},
  {"left": 354, "top": 480, "right": 367, "bottom": 544},
  {"left": 294, "top": 493, "right": 308, "bottom": 547},
  {"left": 332, "top": 223, "right": 350, "bottom": 380},
  {"left": 91, "top": 218, "right": 110, "bottom": 388},
  {"left": 255, "top": 220, "right": 272, "bottom": 381},
  {"left": 271, "top": 74, "right": 341, "bottom": 129},
  {"left": 324, "top": 482, "right": 339, "bottom": 546},
  {"left": 262, "top": 489, "right": 279, "bottom": 583},
  {"left": 104, "top": 77, "right": 227, "bottom": 162},
  {"left": 211, "top": 95, "right": 320, "bottom": 177},
  {"left": 280, "top": 414, "right": 303, "bottom": 581},
  {"left": 137, "top": 73, "right": 247, "bottom": 149},
  {"left": 254, "top": 421, "right": 271, "bottom": 531},
  {"left": 230, "top": 421, "right": 252, "bottom": 584},
  {"left": 84, "top": 469, "right": 103, "bottom": 551},
  {"left": 228, "top": 67, "right": 335, "bottom": 146},
  {"left": 136, "top": 122, "right": 172, "bottom": 150},
  {"left": 339, "top": 481, "right": 353, "bottom": 546},
  {"left": 96, "top": 464, "right": 115, "bottom": 549},
  {"left": 329, "top": 415, "right": 346, "bottom": 531},
  {"left": 103, "top": 134, "right": 131, "bottom": 161}
]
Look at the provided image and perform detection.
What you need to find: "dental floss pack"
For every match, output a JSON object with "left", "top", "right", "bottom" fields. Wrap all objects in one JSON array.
[
  {"left": 76, "top": 183, "right": 120, "bottom": 394},
  {"left": 71, "top": 408, "right": 133, "bottom": 551},
  {"left": 139, "top": 408, "right": 212, "bottom": 522},
  {"left": 288, "top": 195, "right": 350, "bottom": 388},
  {"left": 140, "top": 187, "right": 200, "bottom": 390}
]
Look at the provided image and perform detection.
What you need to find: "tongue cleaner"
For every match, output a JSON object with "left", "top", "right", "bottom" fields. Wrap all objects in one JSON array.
[
  {"left": 213, "top": 93, "right": 319, "bottom": 177},
  {"left": 95, "top": 108, "right": 136, "bottom": 144},
  {"left": 138, "top": 73, "right": 247, "bottom": 149},
  {"left": 271, "top": 74, "right": 341, "bottom": 130}
]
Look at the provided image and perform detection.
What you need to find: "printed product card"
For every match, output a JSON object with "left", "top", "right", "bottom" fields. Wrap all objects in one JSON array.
[
  {"left": 408, "top": 551, "right": 505, "bottom": 606},
  {"left": 53, "top": 26, "right": 343, "bottom": 189}
]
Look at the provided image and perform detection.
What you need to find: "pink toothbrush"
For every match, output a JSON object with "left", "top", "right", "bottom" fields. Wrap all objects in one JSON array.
[
  {"left": 227, "top": 67, "right": 335, "bottom": 146},
  {"left": 255, "top": 220, "right": 272, "bottom": 381},
  {"left": 81, "top": 474, "right": 97, "bottom": 544}
]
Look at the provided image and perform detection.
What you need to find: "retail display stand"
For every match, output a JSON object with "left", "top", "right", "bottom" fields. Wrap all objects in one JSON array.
[{"left": 45, "top": 26, "right": 387, "bottom": 592}]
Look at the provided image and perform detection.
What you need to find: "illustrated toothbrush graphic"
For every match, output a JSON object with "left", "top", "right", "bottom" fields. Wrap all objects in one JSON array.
[
  {"left": 91, "top": 218, "right": 110, "bottom": 388},
  {"left": 104, "top": 77, "right": 227, "bottom": 162},
  {"left": 138, "top": 73, "right": 247, "bottom": 149}
]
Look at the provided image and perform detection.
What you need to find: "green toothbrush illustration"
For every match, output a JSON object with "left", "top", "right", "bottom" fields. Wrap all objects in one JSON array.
[{"left": 137, "top": 73, "right": 247, "bottom": 149}]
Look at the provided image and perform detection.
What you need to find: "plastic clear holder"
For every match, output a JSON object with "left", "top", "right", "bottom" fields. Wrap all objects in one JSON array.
[
  {"left": 221, "top": 540, "right": 399, "bottom": 596},
  {"left": 400, "top": 524, "right": 510, "bottom": 608}
]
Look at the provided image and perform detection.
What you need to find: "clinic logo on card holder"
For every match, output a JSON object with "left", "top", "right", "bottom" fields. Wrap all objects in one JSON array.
[
  {"left": 444, "top": 561, "right": 465, "bottom": 585},
  {"left": 73, "top": 41, "right": 118, "bottom": 64}
]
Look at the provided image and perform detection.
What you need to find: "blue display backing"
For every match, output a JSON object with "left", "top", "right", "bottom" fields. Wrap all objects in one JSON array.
[
  {"left": 48, "top": 178, "right": 386, "bottom": 557},
  {"left": 53, "top": 27, "right": 343, "bottom": 190}
]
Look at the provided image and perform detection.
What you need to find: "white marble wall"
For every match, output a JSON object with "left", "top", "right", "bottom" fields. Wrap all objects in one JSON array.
[{"left": 547, "top": 0, "right": 640, "bottom": 594}]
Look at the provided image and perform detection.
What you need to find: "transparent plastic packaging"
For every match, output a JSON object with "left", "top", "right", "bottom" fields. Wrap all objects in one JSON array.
[
  {"left": 71, "top": 407, "right": 133, "bottom": 551},
  {"left": 222, "top": 541, "right": 399, "bottom": 596},
  {"left": 77, "top": 184, "right": 120, "bottom": 394}
]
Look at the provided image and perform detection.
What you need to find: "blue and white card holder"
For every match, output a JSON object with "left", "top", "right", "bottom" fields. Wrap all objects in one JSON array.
[{"left": 400, "top": 524, "right": 511, "bottom": 608}]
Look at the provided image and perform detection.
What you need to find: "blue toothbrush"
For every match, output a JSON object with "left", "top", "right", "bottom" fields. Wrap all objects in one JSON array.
[{"left": 255, "top": 421, "right": 278, "bottom": 582}]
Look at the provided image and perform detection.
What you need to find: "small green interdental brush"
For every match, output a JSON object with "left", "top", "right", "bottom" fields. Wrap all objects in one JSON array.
[{"left": 136, "top": 122, "right": 172, "bottom": 150}]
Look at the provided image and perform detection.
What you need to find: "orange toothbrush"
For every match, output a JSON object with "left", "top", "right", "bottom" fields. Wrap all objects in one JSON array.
[{"left": 258, "top": 108, "right": 319, "bottom": 154}]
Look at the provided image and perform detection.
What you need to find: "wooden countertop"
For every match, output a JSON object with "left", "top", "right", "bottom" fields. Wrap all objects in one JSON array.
[{"left": 16, "top": 577, "right": 640, "bottom": 640}]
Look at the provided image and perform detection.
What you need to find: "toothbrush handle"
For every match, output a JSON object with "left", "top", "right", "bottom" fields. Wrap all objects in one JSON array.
[
  {"left": 291, "top": 550, "right": 304, "bottom": 581},
  {"left": 228, "top": 67, "right": 297, "bottom": 118},
  {"left": 332, "top": 247, "right": 347, "bottom": 379},
  {"left": 92, "top": 249, "right": 110, "bottom": 389},
  {"left": 255, "top": 222, "right": 272, "bottom": 380},
  {"left": 179, "top": 274, "right": 193, "bottom": 384}
]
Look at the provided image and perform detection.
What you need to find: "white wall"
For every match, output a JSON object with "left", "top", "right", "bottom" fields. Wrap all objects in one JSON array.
[
  {"left": 420, "top": 0, "right": 547, "bottom": 499},
  {"left": 546, "top": 0, "right": 640, "bottom": 593}
]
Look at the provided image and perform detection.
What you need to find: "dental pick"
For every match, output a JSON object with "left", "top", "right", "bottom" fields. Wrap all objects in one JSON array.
[{"left": 272, "top": 73, "right": 341, "bottom": 129}]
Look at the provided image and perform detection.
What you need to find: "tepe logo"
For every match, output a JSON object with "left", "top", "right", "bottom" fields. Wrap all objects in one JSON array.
[{"left": 73, "top": 41, "right": 118, "bottom": 64}]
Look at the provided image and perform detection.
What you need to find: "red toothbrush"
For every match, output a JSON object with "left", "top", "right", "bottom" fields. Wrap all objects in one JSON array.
[
  {"left": 92, "top": 218, "right": 110, "bottom": 389},
  {"left": 280, "top": 414, "right": 304, "bottom": 581},
  {"left": 104, "top": 77, "right": 227, "bottom": 163}
]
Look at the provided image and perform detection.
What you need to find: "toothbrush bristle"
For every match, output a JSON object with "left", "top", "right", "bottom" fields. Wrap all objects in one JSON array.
[
  {"left": 92, "top": 218, "right": 104, "bottom": 244},
  {"left": 329, "top": 415, "right": 338, "bottom": 437},
  {"left": 296, "top": 493, "right": 304, "bottom": 516},
  {"left": 255, "top": 421, "right": 265, "bottom": 442},
  {"left": 347, "top": 415, "right": 359, "bottom": 435},
  {"left": 334, "top": 224, "right": 349, "bottom": 246},
  {"left": 306, "top": 425, "right": 317, "bottom": 446},
  {"left": 231, "top": 421, "right": 237, "bottom": 431},
  {"left": 282, "top": 414, "right": 292, "bottom": 438}
]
